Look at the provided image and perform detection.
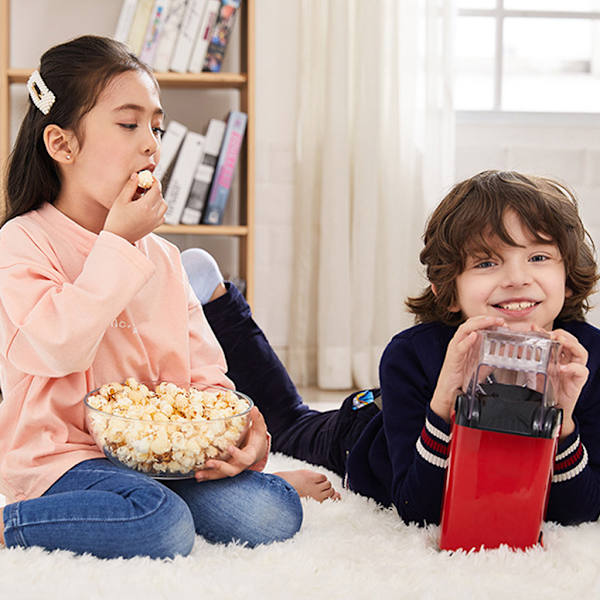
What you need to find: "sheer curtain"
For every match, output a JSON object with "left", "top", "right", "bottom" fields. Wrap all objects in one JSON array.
[{"left": 288, "top": 0, "right": 456, "bottom": 389}]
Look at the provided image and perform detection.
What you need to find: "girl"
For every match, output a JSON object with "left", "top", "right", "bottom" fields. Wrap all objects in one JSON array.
[{"left": 0, "top": 35, "right": 307, "bottom": 560}]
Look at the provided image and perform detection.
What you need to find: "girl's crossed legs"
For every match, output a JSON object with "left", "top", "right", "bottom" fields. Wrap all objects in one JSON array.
[{"left": 1, "top": 458, "right": 302, "bottom": 559}]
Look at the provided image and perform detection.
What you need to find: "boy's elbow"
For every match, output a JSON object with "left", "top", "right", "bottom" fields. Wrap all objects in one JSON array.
[
  {"left": 394, "top": 500, "right": 441, "bottom": 527},
  {"left": 392, "top": 484, "right": 443, "bottom": 527}
]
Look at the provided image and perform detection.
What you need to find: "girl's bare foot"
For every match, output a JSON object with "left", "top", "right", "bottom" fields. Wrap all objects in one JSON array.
[{"left": 275, "top": 469, "right": 341, "bottom": 502}]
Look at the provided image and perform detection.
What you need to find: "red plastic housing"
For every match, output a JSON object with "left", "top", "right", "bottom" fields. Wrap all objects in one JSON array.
[{"left": 439, "top": 421, "right": 557, "bottom": 552}]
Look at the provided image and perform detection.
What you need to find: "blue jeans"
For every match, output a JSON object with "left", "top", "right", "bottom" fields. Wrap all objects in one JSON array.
[{"left": 2, "top": 458, "right": 302, "bottom": 559}]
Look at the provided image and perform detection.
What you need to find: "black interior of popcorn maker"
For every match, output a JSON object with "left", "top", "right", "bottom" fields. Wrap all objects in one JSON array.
[{"left": 455, "top": 382, "right": 562, "bottom": 439}]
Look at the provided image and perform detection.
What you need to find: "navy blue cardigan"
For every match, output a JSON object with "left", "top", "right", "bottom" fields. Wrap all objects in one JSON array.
[{"left": 346, "top": 319, "right": 600, "bottom": 526}]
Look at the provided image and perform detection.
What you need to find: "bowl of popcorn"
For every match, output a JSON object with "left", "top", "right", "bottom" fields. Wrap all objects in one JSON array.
[{"left": 84, "top": 378, "right": 253, "bottom": 479}]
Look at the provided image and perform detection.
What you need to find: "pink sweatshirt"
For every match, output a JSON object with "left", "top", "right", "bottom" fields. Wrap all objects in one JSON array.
[{"left": 0, "top": 203, "right": 235, "bottom": 503}]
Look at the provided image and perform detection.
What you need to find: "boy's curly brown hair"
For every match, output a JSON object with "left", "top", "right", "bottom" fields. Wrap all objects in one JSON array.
[{"left": 406, "top": 170, "right": 599, "bottom": 326}]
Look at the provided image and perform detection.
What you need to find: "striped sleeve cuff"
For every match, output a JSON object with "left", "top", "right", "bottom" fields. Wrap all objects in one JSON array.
[
  {"left": 553, "top": 431, "right": 588, "bottom": 483},
  {"left": 416, "top": 407, "right": 451, "bottom": 469}
]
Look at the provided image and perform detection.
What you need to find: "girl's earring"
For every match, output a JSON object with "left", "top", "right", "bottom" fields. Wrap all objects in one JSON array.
[{"left": 66, "top": 155, "right": 71, "bottom": 161}]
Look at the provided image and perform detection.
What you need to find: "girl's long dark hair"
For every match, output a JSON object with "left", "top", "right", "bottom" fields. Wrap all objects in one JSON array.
[{"left": 3, "top": 35, "right": 156, "bottom": 226}]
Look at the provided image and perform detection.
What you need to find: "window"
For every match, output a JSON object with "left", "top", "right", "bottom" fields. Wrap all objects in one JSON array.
[{"left": 455, "top": 1, "right": 600, "bottom": 112}]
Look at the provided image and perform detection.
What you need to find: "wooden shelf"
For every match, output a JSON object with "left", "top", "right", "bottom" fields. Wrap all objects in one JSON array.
[
  {"left": 155, "top": 224, "right": 249, "bottom": 236},
  {"left": 156, "top": 71, "right": 247, "bottom": 88},
  {"left": 7, "top": 68, "right": 248, "bottom": 88}
]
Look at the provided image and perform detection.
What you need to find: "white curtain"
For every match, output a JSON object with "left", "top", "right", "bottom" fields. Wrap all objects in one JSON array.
[{"left": 288, "top": 0, "right": 456, "bottom": 389}]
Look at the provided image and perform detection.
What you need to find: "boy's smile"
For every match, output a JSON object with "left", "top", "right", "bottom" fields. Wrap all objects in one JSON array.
[{"left": 452, "top": 210, "right": 570, "bottom": 331}]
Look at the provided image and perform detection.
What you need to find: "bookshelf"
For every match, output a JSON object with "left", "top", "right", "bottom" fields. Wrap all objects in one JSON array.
[{"left": 0, "top": 0, "right": 255, "bottom": 305}]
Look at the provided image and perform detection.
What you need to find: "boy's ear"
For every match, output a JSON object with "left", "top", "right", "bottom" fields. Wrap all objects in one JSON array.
[{"left": 43, "top": 124, "right": 77, "bottom": 164}]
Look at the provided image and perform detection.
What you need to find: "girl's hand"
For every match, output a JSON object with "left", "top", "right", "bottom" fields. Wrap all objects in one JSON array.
[
  {"left": 431, "top": 315, "right": 505, "bottom": 422},
  {"left": 194, "top": 406, "right": 270, "bottom": 481},
  {"left": 103, "top": 173, "right": 167, "bottom": 244},
  {"left": 533, "top": 325, "right": 588, "bottom": 439}
]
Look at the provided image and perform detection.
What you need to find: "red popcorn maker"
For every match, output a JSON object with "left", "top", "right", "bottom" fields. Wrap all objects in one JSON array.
[{"left": 439, "top": 327, "right": 563, "bottom": 552}]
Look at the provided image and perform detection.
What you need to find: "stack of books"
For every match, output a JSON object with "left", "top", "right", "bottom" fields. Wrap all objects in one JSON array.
[
  {"left": 158, "top": 111, "right": 248, "bottom": 226},
  {"left": 114, "top": 0, "right": 241, "bottom": 73}
]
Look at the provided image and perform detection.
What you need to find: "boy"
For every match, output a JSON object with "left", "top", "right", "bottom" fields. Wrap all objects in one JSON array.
[
  {"left": 189, "top": 170, "right": 600, "bottom": 527},
  {"left": 346, "top": 170, "right": 600, "bottom": 526}
]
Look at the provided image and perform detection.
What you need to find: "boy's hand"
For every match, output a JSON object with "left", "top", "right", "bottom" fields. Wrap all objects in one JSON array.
[
  {"left": 431, "top": 315, "right": 505, "bottom": 422},
  {"left": 194, "top": 406, "right": 270, "bottom": 481},
  {"left": 103, "top": 173, "right": 167, "bottom": 244},
  {"left": 533, "top": 325, "right": 588, "bottom": 439}
]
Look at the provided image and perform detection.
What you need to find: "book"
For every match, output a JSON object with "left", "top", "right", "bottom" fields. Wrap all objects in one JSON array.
[
  {"left": 154, "top": 120, "right": 188, "bottom": 181},
  {"left": 114, "top": 0, "right": 139, "bottom": 43},
  {"left": 169, "top": 0, "right": 208, "bottom": 73},
  {"left": 188, "top": 0, "right": 220, "bottom": 73},
  {"left": 139, "top": 0, "right": 171, "bottom": 65},
  {"left": 152, "top": 0, "right": 189, "bottom": 72},
  {"left": 203, "top": 0, "right": 241, "bottom": 73},
  {"left": 164, "top": 131, "right": 205, "bottom": 224},
  {"left": 180, "top": 118, "right": 226, "bottom": 224},
  {"left": 201, "top": 111, "right": 247, "bottom": 225},
  {"left": 126, "top": 0, "right": 155, "bottom": 55}
]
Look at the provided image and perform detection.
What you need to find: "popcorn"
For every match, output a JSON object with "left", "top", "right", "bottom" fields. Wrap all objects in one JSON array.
[
  {"left": 137, "top": 170, "right": 153, "bottom": 189},
  {"left": 85, "top": 379, "right": 251, "bottom": 477}
]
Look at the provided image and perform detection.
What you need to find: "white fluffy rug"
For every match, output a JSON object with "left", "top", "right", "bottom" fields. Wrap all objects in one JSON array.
[{"left": 2, "top": 452, "right": 600, "bottom": 600}]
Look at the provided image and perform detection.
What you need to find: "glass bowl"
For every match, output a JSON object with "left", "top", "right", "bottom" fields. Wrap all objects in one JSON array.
[{"left": 83, "top": 379, "right": 253, "bottom": 479}]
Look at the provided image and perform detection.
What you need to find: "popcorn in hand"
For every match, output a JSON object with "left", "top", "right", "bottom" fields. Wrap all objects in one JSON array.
[{"left": 136, "top": 170, "right": 154, "bottom": 189}]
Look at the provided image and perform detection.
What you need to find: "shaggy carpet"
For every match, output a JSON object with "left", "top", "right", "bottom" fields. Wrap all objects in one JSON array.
[{"left": 1, "top": 452, "right": 600, "bottom": 600}]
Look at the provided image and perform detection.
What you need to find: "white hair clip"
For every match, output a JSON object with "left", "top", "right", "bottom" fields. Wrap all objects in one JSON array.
[{"left": 27, "top": 70, "right": 56, "bottom": 115}]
